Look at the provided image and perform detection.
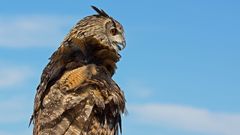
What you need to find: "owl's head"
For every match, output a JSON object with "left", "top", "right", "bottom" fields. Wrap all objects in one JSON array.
[{"left": 68, "top": 6, "right": 126, "bottom": 53}]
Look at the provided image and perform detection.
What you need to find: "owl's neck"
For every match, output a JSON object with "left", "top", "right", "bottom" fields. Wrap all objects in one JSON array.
[
  {"left": 60, "top": 39, "right": 120, "bottom": 76},
  {"left": 85, "top": 43, "right": 120, "bottom": 76}
]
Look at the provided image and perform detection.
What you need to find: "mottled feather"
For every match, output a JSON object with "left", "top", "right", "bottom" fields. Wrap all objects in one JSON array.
[{"left": 31, "top": 6, "right": 126, "bottom": 135}]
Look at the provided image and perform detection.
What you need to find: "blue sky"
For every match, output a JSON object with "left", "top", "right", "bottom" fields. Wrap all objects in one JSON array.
[{"left": 0, "top": 0, "right": 240, "bottom": 135}]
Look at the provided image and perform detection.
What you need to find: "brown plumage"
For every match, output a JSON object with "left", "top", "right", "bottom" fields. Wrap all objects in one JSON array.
[{"left": 31, "top": 6, "right": 126, "bottom": 135}]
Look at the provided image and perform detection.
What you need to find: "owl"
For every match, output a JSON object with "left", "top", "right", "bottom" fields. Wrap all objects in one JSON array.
[{"left": 31, "top": 6, "right": 126, "bottom": 135}]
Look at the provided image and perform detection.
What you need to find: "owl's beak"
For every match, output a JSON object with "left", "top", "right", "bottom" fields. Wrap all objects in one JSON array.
[
  {"left": 117, "top": 34, "right": 126, "bottom": 51},
  {"left": 117, "top": 40, "right": 126, "bottom": 51},
  {"left": 112, "top": 34, "right": 126, "bottom": 52}
]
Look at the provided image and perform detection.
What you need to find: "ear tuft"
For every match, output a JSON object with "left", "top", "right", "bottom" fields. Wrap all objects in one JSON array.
[{"left": 91, "top": 6, "right": 110, "bottom": 17}]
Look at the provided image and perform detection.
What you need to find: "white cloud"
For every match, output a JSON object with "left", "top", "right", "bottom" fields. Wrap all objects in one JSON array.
[
  {"left": 129, "top": 103, "right": 240, "bottom": 135},
  {"left": 0, "top": 15, "right": 72, "bottom": 48},
  {"left": 124, "top": 80, "right": 153, "bottom": 99},
  {"left": 0, "top": 131, "right": 12, "bottom": 135},
  {"left": 0, "top": 130, "right": 31, "bottom": 135},
  {"left": 0, "top": 97, "right": 32, "bottom": 135},
  {"left": 0, "top": 97, "right": 30, "bottom": 123},
  {"left": 0, "top": 64, "right": 32, "bottom": 88}
]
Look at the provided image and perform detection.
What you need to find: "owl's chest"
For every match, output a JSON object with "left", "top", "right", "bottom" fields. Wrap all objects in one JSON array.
[{"left": 89, "top": 66, "right": 125, "bottom": 110}]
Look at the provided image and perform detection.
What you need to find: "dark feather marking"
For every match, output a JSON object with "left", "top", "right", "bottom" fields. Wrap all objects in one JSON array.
[
  {"left": 118, "top": 114, "right": 122, "bottom": 134},
  {"left": 91, "top": 6, "right": 110, "bottom": 17}
]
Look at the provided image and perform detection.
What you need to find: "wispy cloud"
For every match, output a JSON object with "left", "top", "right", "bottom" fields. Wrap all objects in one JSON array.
[
  {"left": 124, "top": 80, "right": 154, "bottom": 99},
  {"left": 0, "top": 131, "right": 13, "bottom": 135},
  {"left": 0, "top": 15, "right": 72, "bottom": 48},
  {"left": 0, "top": 63, "right": 33, "bottom": 88},
  {"left": 130, "top": 103, "right": 240, "bottom": 135},
  {"left": 0, "top": 63, "right": 34, "bottom": 133},
  {"left": 0, "top": 130, "right": 31, "bottom": 135},
  {"left": 0, "top": 97, "right": 32, "bottom": 135},
  {"left": 0, "top": 97, "right": 30, "bottom": 123}
]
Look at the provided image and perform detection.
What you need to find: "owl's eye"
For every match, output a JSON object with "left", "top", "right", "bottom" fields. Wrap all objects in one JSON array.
[{"left": 110, "top": 28, "right": 117, "bottom": 36}]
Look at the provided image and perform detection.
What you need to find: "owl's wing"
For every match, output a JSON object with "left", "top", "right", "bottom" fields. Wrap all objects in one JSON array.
[
  {"left": 33, "top": 64, "right": 124, "bottom": 135},
  {"left": 31, "top": 44, "right": 86, "bottom": 125},
  {"left": 33, "top": 64, "right": 93, "bottom": 134}
]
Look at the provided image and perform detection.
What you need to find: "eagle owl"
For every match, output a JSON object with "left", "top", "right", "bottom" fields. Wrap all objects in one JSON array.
[{"left": 31, "top": 6, "right": 126, "bottom": 135}]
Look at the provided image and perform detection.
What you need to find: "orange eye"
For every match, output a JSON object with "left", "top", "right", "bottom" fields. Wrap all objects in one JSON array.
[{"left": 110, "top": 28, "right": 117, "bottom": 35}]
